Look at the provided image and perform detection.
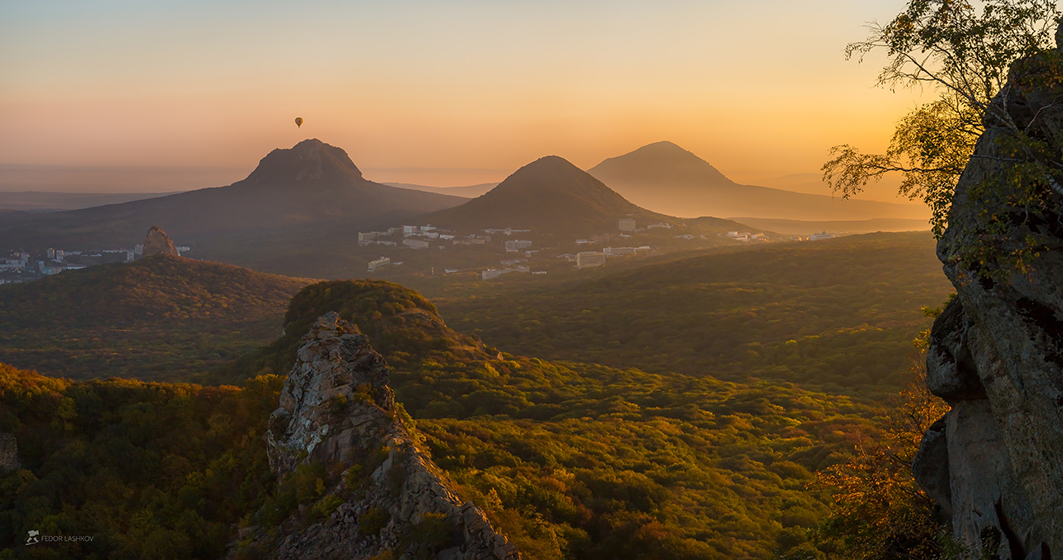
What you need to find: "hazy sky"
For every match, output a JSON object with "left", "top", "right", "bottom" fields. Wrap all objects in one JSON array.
[{"left": 0, "top": 0, "right": 930, "bottom": 199}]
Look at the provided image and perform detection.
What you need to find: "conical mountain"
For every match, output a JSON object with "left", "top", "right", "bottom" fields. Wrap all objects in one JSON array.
[
  {"left": 238, "top": 138, "right": 366, "bottom": 188},
  {"left": 588, "top": 141, "right": 928, "bottom": 221},
  {"left": 420, "top": 155, "right": 671, "bottom": 234},
  {"left": 591, "top": 141, "right": 735, "bottom": 187},
  {"left": 0, "top": 140, "right": 466, "bottom": 250}
]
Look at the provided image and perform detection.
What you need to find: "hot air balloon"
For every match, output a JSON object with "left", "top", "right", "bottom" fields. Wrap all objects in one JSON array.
[{"left": 295, "top": 117, "right": 303, "bottom": 127}]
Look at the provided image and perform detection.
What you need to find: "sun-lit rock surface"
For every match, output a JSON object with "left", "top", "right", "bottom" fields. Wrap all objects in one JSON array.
[{"left": 263, "top": 312, "right": 520, "bottom": 560}]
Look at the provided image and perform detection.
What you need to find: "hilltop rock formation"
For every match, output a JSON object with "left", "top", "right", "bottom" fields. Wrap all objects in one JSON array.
[
  {"left": 261, "top": 312, "right": 519, "bottom": 560},
  {"left": 142, "top": 225, "right": 178, "bottom": 257},
  {"left": 913, "top": 47, "right": 1063, "bottom": 557}
]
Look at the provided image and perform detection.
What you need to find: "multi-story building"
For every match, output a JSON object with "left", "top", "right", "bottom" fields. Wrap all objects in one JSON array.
[
  {"left": 368, "top": 257, "right": 390, "bottom": 272},
  {"left": 576, "top": 252, "right": 606, "bottom": 269},
  {"left": 504, "top": 239, "right": 533, "bottom": 252}
]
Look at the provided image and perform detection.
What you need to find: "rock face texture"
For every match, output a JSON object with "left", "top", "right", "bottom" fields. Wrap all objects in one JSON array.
[
  {"left": 0, "top": 432, "right": 19, "bottom": 472},
  {"left": 142, "top": 225, "right": 179, "bottom": 257},
  {"left": 262, "top": 312, "right": 520, "bottom": 560},
  {"left": 913, "top": 48, "right": 1063, "bottom": 558}
]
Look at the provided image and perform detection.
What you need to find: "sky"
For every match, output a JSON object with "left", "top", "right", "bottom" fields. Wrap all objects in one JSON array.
[{"left": 0, "top": 0, "right": 930, "bottom": 200}]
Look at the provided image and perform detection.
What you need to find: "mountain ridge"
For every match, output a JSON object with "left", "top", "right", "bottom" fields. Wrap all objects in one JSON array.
[{"left": 588, "top": 141, "right": 928, "bottom": 221}]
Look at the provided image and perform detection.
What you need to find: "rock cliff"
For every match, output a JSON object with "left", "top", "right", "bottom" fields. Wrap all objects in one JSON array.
[
  {"left": 259, "top": 312, "right": 520, "bottom": 560},
  {"left": 913, "top": 45, "right": 1063, "bottom": 558},
  {"left": 142, "top": 225, "right": 179, "bottom": 257}
]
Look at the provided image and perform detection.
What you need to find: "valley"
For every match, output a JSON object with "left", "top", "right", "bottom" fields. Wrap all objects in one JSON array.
[
  {"left": 8, "top": 0, "right": 1063, "bottom": 556},
  {"left": 0, "top": 139, "right": 953, "bottom": 559}
]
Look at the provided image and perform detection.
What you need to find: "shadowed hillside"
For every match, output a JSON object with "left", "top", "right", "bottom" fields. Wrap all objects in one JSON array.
[
  {"left": 419, "top": 155, "right": 674, "bottom": 234},
  {"left": 385, "top": 181, "right": 497, "bottom": 198},
  {"left": 0, "top": 139, "right": 466, "bottom": 250},
  {"left": 588, "top": 141, "right": 928, "bottom": 221},
  {"left": 0, "top": 255, "right": 311, "bottom": 380}
]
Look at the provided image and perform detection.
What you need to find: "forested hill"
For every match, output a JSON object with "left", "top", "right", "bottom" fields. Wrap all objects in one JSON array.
[
  {"left": 0, "top": 255, "right": 311, "bottom": 380},
  {"left": 435, "top": 231, "right": 953, "bottom": 398},
  {"left": 0, "top": 278, "right": 882, "bottom": 559}
]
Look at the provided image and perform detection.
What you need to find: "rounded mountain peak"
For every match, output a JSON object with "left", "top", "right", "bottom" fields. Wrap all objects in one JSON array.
[
  {"left": 419, "top": 153, "right": 667, "bottom": 234},
  {"left": 489, "top": 155, "right": 606, "bottom": 198},
  {"left": 241, "top": 139, "right": 364, "bottom": 187},
  {"left": 589, "top": 141, "right": 734, "bottom": 186}
]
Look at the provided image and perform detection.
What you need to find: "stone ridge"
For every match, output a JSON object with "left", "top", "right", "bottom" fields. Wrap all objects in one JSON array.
[
  {"left": 263, "top": 312, "right": 520, "bottom": 560},
  {"left": 913, "top": 45, "right": 1063, "bottom": 559}
]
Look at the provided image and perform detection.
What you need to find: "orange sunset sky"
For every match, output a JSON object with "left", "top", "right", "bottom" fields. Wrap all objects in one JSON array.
[{"left": 0, "top": 1, "right": 929, "bottom": 201}]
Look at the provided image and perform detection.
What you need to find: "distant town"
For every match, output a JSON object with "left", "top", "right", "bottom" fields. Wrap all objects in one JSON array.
[
  {"left": 358, "top": 218, "right": 844, "bottom": 281},
  {"left": 0, "top": 218, "right": 845, "bottom": 285},
  {"left": 0, "top": 244, "right": 191, "bottom": 284}
]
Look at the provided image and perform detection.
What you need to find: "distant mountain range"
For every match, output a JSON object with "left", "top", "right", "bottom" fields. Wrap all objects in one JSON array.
[
  {"left": 0, "top": 191, "right": 180, "bottom": 212},
  {"left": 418, "top": 155, "right": 672, "bottom": 235},
  {"left": 0, "top": 139, "right": 466, "bottom": 249},
  {"left": 0, "top": 139, "right": 933, "bottom": 279},
  {"left": 587, "top": 141, "right": 928, "bottom": 221},
  {"left": 384, "top": 182, "right": 497, "bottom": 199},
  {"left": 730, "top": 217, "right": 930, "bottom": 236}
]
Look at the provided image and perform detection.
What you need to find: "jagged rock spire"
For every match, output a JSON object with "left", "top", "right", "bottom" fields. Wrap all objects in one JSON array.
[{"left": 260, "top": 312, "right": 520, "bottom": 560}]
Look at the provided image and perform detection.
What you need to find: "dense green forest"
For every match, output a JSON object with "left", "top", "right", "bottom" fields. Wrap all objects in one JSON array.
[
  {"left": 430, "top": 232, "right": 951, "bottom": 399},
  {"left": 0, "top": 363, "right": 284, "bottom": 559},
  {"left": 0, "top": 256, "right": 310, "bottom": 381},
  {"left": 2, "top": 280, "right": 892, "bottom": 559}
]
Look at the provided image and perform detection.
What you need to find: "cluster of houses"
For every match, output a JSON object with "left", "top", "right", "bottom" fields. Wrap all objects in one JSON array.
[
  {"left": 360, "top": 218, "right": 706, "bottom": 279},
  {"left": 359, "top": 225, "right": 499, "bottom": 249},
  {"left": 725, "top": 231, "right": 767, "bottom": 242},
  {"left": 726, "top": 230, "right": 842, "bottom": 242},
  {"left": 563, "top": 246, "right": 653, "bottom": 270}
]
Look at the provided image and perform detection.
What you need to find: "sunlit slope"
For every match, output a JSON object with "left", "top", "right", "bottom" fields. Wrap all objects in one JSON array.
[
  {"left": 588, "top": 141, "right": 928, "bottom": 221},
  {"left": 0, "top": 255, "right": 311, "bottom": 380},
  {"left": 436, "top": 231, "right": 952, "bottom": 397},
  {"left": 212, "top": 279, "right": 881, "bottom": 559}
]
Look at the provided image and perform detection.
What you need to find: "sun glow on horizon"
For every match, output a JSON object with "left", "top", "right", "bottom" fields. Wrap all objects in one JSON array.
[{"left": 0, "top": 0, "right": 925, "bottom": 202}]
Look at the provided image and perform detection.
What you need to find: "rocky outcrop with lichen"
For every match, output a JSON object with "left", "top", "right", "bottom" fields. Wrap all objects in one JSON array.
[
  {"left": 250, "top": 311, "right": 519, "bottom": 560},
  {"left": 913, "top": 42, "right": 1063, "bottom": 559}
]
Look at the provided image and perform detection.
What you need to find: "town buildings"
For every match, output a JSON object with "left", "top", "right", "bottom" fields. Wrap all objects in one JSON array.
[{"left": 576, "top": 252, "right": 606, "bottom": 269}]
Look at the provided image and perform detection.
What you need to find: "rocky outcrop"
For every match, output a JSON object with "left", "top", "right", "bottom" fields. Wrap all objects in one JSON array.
[
  {"left": 0, "top": 432, "right": 19, "bottom": 472},
  {"left": 258, "top": 312, "right": 519, "bottom": 560},
  {"left": 142, "top": 225, "right": 178, "bottom": 257},
  {"left": 913, "top": 45, "right": 1063, "bottom": 558}
]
